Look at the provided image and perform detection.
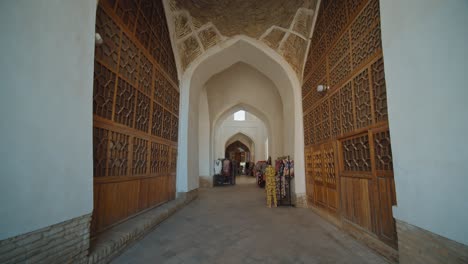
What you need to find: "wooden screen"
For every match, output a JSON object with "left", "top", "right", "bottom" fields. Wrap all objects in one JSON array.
[
  {"left": 92, "top": 0, "right": 179, "bottom": 235},
  {"left": 303, "top": 0, "right": 397, "bottom": 247}
]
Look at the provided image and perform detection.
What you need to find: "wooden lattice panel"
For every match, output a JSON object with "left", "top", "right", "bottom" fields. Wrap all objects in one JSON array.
[
  {"left": 312, "top": 149, "right": 323, "bottom": 183},
  {"left": 352, "top": 23, "right": 382, "bottom": 69},
  {"left": 163, "top": 83, "right": 172, "bottom": 109},
  {"left": 119, "top": 33, "right": 139, "bottom": 85},
  {"left": 132, "top": 137, "right": 148, "bottom": 175},
  {"left": 151, "top": 102, "right": 164, "bottom": 137},
  {"left": 323, "top": 144, "right": 336, "bottom": 187},
  {"left": 115, "top": 78, "right": 136, "bottom": 127},
  {"left": 162, "top": 109, "right": 172, "bottom": 140},
  {"left": 374, "top": 130, "right": 393, "bottom": 171},
  {"left": 160, "top": 145, "right": 170, "bottom": 173},
  {"left": 353, "top": 69, "right": 372, "bottom": 129},
  {"left": 371, "top": 57, "right": 388, "bottom": 123},
  {"left": 330, "top": 91, "right": 341, "bottom": 138},
  {"left": 321, "top": 98, "right": 331, "bottom": 141},
  {"left": 138, "top": 53, "right": 153, "bottom": 95},
  {"left": 312, "top": 105, "right": 322, "bottom": 143},
  {"left": 108, "top": 130, "right": 129, "bottom": 176},
  {"left": 135, "top": 91, "right": 150, "bottom": 132},
  {"left": 329, "top": 53, "right": 351, "bottom": 88},
  {"left": 347, "top": 0, "right": 368, "bottom": 19},
  {"left": 154, "top": 70, "right": 164, "bottom": 105},
  {"left": 136, "top": 11, "right": 151, "bottom": 49},
  {"left": 328, "top": 32, "right": 350, "bottom": 69},
  {"left": 170, "top": 114, "right": 178, "bottom": 142},
  {"left": 95, "top": 7, "right": 120, "bottom": 70},
  {"left": 150, "top": 142, "right": 162, "bottom": 174},
  {"left": 340, "top": 82, "right": 355, "bottom": 134},
  {"left": 115, "top": 0, "right": 138, "bottom": 31},
  {"left": 93, "top": 127, "right": 109, "bottom": 177},
  {"left": 302, "top": 0, "right": 396, "bottom": 248},
  {"left": 325, "top": 0, "right": 348, "bottom": 48},
  {"left": 93, "top": 0, "right": 178, "bottom": 236},
  {"left": 303, "top": 113, "right": 311, "bottom": 146},
  {"left": 172, "top": 89, "right": 179, "bottom": 114},
  {"left": 302, "top": 92, "right": 313, "bottom": 113},
  {"left": 342, "top": 134, "right": 371, "bottom": 172},
  {"left": 170, "top": 147, "right": 178, "bottom": 173},
  {"left": 149, "top": 32, "right": 162, "bottom": 64},
  {"left": 309, "top": 38, "right": 327, "bottom": 75},
  {"left": 350, "top": 0, "right": 380, "bottom": 46},
  {"left": 310, "top": 61, "right": 327, "bottom": 95},
  {"left": 139, "top": 0, "right": 157, "bottom": 25},
  {"left": 93, "top": 62, "right": 116, "bottom": 120}
]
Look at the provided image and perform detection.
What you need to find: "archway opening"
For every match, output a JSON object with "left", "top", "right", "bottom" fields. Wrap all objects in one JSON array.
[{"left": 177, "top": 36, "right": 305, "bottom": 196}]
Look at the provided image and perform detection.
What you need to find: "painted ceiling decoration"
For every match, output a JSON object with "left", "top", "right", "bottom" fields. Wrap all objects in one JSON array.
[{"left": 165, "top": 0, "right": 317, "bottom": 78}]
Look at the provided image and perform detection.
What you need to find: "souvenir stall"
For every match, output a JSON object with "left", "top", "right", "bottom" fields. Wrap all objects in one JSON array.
[
  {"left": 275, "top": 156, "right": 294, "bottom": 206},
  {"left": 213, "top": 158, "right": 235, "bottom": 186},
  {"left": 254, "top": 160, "right": 267, "bottom": 188}
]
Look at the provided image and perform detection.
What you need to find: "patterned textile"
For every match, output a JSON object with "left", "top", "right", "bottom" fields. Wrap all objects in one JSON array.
[
  {"left": 214, "top": 159, "right": 223, "bottom": 175},
  {"left": 222, "top": 159, "right": 231, "bottom": 176},
  {"left": 265, "top": 165, "right": 277, "bottom": 207}
]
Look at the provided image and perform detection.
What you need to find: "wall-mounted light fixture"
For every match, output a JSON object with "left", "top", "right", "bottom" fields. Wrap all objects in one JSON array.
[
  {"left": 317, "top": 85, "right": 329, "bottom": 93},
  {"left": 95, "top": 33, "right": 103, "bottom": 46}
]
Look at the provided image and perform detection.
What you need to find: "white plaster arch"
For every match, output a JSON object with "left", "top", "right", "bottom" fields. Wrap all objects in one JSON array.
[
  {"left": 210, "top": 103, "right": 273, "bottom": 177},
  {"left": 225, "top": 132, "right": 255, "bottom": 153},
  {"left": 177, "top": 35, "right": 305, "bottom": 199}
]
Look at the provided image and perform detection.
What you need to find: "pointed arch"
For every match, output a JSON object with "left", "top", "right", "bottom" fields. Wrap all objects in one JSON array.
[{"left": 176, "top": 36, "right": 305, "bottom": 199}]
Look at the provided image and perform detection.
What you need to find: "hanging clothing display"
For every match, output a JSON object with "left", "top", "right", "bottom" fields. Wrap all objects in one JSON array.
[
  {"left": 222, "top": 159, "right": 231, "bottom": 177},
  {"left": 265, "top": 165, "right": 277, "bottom": 208},
  {"left": 275, "top": 156, "right": 294, "bottom": 206},
  {"left": 213, "top": 158, "right": 235, "bottom": 186},
  {"left": 214, "top": 159, "right": 223, "bottom": 175},
  {"left": 254, "top": 161, "right": 267, "bottom": 188}
]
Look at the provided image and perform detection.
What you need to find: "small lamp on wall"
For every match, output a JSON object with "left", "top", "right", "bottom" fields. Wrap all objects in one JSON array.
[
  {"left": 95, "top": 33, "right": 103, "bottom": 46},
  {"left": 317, "top": 84, "right": 329, "bottom": 93}
]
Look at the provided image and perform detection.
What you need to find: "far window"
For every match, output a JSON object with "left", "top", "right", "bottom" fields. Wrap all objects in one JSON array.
[{"left": 233, "top": 110, "right": 245, "bottom": 121}]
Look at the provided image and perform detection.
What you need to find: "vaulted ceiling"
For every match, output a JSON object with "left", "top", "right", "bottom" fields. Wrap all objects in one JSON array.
[{"left": 165, "top": 0, "right": 318, "bottom": 77}]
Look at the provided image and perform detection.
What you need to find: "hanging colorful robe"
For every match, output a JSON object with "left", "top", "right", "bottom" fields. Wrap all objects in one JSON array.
[{"left": 265, "top": 165, "right": 277, "bottom": 207}]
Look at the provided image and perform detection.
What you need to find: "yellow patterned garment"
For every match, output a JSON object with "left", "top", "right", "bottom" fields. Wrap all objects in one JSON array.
[{"left": 265, "top": 165, "right": 277, "bottom": 207}]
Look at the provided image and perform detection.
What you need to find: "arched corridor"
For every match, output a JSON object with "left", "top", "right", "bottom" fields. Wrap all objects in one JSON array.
[{"left": 1, "top": 1, "right": 468, "bottom": 264}]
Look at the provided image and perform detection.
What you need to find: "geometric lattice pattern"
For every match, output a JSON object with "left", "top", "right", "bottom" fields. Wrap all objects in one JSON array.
[
  {"left": 119, "top": 33, "right": 139, "bottom": 85},
  {"left": 135, "top": 92, "right": 151, "bottom": 132},
  {"left": 150, "top": 142, "right": 162, "bottom": 174},
  {"left": 371, "top": 58, "right": 388, "bottom": 123},
  {"left": 312, "top": 150, "right": 323, "bottom": 183},
  {"left": 93, "top": 62, "right": 116, "bottom": 120},
  {"left": 92, "top": 0, "right": 179, "bottom": 236},
  {"left": 138, "top": 54, "right": 153, "bottom": 95},
  {"left": 151, "top": 102, "right": 164, "bottom": 138},
  {"left": 95, "top": 7, "right": 120, "bottom": 71},
  {"left": 342, "top": 134, "right": 371, "bottom": 172},
  {"left": 323, "top": 144, "right": 336, "bottom": 186},
  {"left": 374, "top": 130, "right": 393, "bottom": 171},
  {"left": 114, "top": 78, "right": 136, "bottom": 127},
  {"left": 133, "top": 137, "right": 148, "bottom": 175},
  {"left": 303, "top": 0, "right": 396, "bottom": 247},
  {"left": 93, "top": 0, "right": 179, "bottom": 179},
  {"left": 162, "top": 109, "right": 172, "bottom": 140},
  {"left": 108, "top": 131, "right": 130, "bottom": 176},
  {"left": 93, "top": 127, "right": 108, "bottom": 177},
  {"left": 353, "top": 69, "right": 372, "bottom": 129}
]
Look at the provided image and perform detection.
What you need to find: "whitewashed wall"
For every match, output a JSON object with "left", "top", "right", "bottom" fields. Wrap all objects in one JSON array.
[
  {"left": 381, "top": 0, "right": 468, "bottom": 245},
  {"left": 0, "top": 0, "right": 95, "bottom": 239}
]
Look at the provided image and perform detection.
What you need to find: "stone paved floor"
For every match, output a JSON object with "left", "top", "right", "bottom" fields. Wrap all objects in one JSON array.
[{"left": 112, "top": 176, "right": 388, "bottom": 264}]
